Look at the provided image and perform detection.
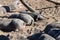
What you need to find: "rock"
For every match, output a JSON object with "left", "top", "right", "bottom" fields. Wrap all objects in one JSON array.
[
  {"left": 38, "top": 33, "right": 56, "bottom": 40},
  {"left": 18, "top": 13, "right": 34, "bottom": 26}
]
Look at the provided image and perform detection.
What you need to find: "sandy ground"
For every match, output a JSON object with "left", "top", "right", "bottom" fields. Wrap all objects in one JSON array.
[{"left": 0, "top": 0, "right": 60, "bottom": 40}]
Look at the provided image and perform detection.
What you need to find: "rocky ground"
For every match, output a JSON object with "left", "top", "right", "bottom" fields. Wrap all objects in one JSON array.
[{"left": 0, "top": 0, "right": 60, "bottom": 40}]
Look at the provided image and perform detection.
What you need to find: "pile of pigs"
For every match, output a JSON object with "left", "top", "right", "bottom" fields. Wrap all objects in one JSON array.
[{"left": 0, "top": 0, "right": 60, "bottom": 40}]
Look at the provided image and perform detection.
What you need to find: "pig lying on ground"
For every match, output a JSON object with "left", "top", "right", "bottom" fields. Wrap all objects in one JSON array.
[
  {"left": 9, "top": 13, "right": 34, "bottom": 26},
  {"left": 0, "top": 18, "right": 26, "bottom": 32}
]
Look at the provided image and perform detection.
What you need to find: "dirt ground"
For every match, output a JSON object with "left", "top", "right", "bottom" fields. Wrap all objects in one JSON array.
[{"left": 0, "top": 0, "right": 60, "bottom": 40}]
